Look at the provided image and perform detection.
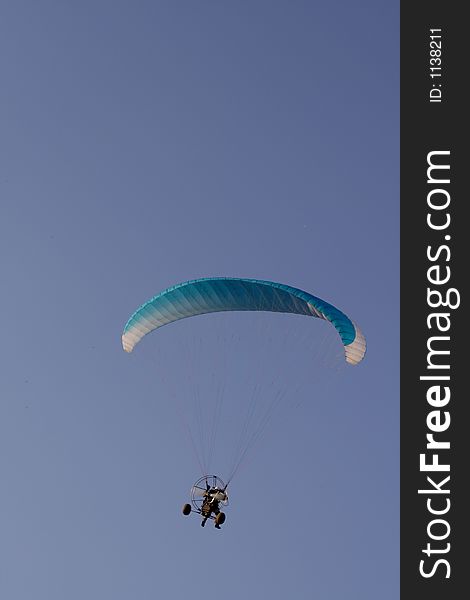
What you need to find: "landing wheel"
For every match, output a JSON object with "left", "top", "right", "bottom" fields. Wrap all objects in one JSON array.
[
  {"left": 215, "top": 512, "right": 225, "bottom": 526},
  {"left": 182, "top": 503, "right": 191, "bottom": 516}
]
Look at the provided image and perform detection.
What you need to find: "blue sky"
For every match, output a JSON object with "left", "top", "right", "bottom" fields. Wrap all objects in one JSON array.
[{"left": 1, "top": 2, "right": 398, "bottom": 598}]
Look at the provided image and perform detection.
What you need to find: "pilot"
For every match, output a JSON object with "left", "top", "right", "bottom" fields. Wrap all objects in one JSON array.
[{"left": 201, "top": 487, "right": 221, "bottom": 528}]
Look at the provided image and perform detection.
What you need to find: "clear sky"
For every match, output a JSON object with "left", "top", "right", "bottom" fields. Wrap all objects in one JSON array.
[{"left": 1, "top": 1, "right": 399, "bottom": 599}]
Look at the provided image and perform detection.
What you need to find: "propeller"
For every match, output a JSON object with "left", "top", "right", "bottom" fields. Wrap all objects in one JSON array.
[
  {"left": 191, "top": 486, "right": 229, "bottom": 505},
  {"left": 191, "top": 486, "right": 208, "bottom": 498}
]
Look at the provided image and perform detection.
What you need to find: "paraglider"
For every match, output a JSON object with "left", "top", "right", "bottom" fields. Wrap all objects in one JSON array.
[
  {"left": 182, "top": 475, "right": 228, "bottom": 529},
  {"left": 122, "top": 277, "right": 366, "bottom": 529}
]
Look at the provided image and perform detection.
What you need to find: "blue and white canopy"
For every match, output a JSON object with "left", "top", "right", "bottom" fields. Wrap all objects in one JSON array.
[{"left": 122, "top": 277, "right": 366, "bottom": 365}]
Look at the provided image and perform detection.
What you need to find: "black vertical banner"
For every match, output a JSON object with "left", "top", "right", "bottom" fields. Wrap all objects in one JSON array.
[{"left": 401, "top": 2, "right": 467, "bottom": 599}]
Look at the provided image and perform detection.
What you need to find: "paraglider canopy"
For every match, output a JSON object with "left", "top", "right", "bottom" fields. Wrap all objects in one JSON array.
[{"left": 122, "top": 277, "right": 366, "bottom": 364}]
